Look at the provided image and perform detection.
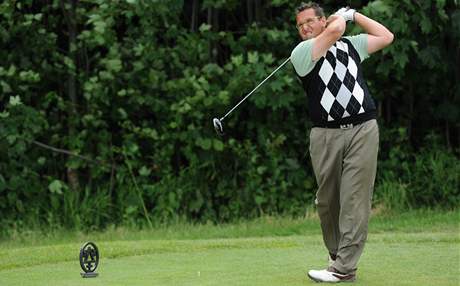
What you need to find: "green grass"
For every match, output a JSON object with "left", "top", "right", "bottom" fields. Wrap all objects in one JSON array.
[{"left": 0, "top": 209, "right": 459, "bottom": 285}]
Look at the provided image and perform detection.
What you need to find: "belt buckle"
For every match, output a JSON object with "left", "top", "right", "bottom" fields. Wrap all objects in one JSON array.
[{"left": 340, "top": 123, "right": 353, "bottom": 130}]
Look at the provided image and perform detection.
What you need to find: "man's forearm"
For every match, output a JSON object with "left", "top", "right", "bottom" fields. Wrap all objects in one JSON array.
[
  {"left": 326, "top": 14, "right": 346, "bottom": 36},
  {"left": 354, "top": 12, "right": 393, "bottom": 40}
]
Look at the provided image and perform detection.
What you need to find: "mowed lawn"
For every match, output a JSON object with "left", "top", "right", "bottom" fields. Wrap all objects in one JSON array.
[{"left": 0, "top": 210, "right": 459, "bottom": 286}]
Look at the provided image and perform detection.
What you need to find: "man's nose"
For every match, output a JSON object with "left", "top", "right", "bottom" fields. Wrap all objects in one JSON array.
[{"left": 301, "top": 24, "right": 309, "bottom": 33}]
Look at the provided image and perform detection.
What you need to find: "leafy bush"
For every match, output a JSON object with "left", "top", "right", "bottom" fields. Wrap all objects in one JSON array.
[
  {"left": 0, "top": 1, "right": 458, "bottom": 229},
  {"left": 375, "top": 130, "right": 459, "bottom": 211}
]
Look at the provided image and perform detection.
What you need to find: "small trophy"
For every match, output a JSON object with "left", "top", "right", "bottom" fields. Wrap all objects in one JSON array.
[{"left": 79, "top": 241, "right": 99, "bottom": 278}]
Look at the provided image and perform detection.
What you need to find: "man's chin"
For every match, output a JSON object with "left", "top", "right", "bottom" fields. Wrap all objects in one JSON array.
[{"left": 301, "top": 32, "right": 315, "bottom": 40}]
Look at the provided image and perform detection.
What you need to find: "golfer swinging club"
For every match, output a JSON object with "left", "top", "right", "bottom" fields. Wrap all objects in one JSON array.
[{"left": 290, "top": 2, "right": 393, "bottom": 283}]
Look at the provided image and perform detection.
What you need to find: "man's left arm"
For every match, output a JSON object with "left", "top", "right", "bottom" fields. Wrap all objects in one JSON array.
[{"left": 354, "top": 12, "right": 394, "bottom": 54}]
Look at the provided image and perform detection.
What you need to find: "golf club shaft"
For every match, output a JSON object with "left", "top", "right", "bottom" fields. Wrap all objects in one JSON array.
[{"left": 220, "top": 57, "right": 291, "bottom": 121}]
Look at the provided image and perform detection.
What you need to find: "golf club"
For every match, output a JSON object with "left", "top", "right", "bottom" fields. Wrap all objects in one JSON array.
[{"left": 213, "top": 57, "right": 291, "bottom": 135}]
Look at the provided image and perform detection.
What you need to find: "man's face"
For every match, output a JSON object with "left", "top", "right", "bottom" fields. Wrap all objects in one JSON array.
[{"left": 296, "top": 8, "right": 326, "bottom": 40}]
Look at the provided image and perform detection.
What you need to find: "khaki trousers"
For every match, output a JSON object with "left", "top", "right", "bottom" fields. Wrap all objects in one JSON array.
[{"left": 309, "top": 119, "right": 379, "bottom": 274}]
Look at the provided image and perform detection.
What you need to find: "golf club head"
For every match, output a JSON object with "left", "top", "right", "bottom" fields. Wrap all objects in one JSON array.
[{"left": 213, "top": 118, "right": 224, "bottom": 136}]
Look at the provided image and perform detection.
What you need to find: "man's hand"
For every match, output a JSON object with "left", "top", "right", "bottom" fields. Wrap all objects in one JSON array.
[{"left": 334, "top": 7, "right": 356, "bottom": 22}]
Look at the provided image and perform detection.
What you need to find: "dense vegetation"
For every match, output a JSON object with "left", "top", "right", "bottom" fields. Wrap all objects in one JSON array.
[{"left": 0, "top": 0, "right": 458, "bottom": 230}]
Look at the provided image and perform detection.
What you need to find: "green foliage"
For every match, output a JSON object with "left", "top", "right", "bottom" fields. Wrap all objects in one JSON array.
[
  {"left": 0, "top": 0, "right": 458, "bottom": 229},
  {"left": 353, "top": 0, "right": 460, "bottom": 142},
  {"left": 407, "top": 135, "right": 459, "bottom": 207},
  {"left": 376, "top": 129, "right": 459, "bottom": 210}
]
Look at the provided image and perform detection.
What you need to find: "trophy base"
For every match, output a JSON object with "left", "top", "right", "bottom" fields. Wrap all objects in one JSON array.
[{"left": 81, "top": 272, "right": 98, "bottom": 278}]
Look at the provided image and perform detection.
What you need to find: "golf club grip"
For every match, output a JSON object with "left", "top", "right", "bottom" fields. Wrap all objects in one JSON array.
[{"left": 220, "top": 57, "right": 291, "bottom": 121}]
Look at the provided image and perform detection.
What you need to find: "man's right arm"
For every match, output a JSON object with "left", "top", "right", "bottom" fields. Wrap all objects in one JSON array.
[{"left": 311, "top": 15, "right": 346, "bottom": 60}]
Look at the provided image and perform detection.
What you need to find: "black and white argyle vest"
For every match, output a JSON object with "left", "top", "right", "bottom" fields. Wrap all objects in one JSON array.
[{"left": 298, "top": 38, "right": 377, "bottom": 127}]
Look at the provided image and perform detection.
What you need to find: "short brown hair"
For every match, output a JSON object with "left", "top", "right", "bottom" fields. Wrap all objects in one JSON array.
[{"left": 296, "top": 2, "right": 324, "bottom": 17}]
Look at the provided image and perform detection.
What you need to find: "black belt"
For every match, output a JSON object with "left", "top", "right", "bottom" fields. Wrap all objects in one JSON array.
[
  {"left": 312, "top": 111, "right": 376, "bottom": 129},
  {"left": 314, "top": 122, "right": 360, "bottom": 129}
]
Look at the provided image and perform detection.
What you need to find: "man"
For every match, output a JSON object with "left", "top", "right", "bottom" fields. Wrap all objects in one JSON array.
[{"left": 290, "top": 2, "right": 393, "bottom": 283}]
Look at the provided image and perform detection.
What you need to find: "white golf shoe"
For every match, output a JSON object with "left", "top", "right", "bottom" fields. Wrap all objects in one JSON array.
[{"left": 307, "top": 268, "right": 356, "bottom": 283}]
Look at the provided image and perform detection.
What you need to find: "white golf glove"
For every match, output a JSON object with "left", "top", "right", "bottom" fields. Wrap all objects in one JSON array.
[{"left": 334, "top": 7, "right": 356, "bottom": 22}]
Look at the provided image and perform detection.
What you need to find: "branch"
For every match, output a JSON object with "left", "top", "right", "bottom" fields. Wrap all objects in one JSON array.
[{"left": 32, "top": 140, "right": 108, "bottom": 166}]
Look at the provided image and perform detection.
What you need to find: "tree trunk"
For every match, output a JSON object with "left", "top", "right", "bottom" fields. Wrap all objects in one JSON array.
[
  {"left": 61, "top": 0, "right": 80, "bottom": 192},
  {"left": 191, "top": 0, "right": 198, "bottom": 32},
  {"left": 377, "top": 98, "right": 383, "bottom": 118},
  {"left": 207, "top": 7, "right": 219, "bottom": 62},
  {"left": 255, "top": 0, "right": 261, "bottom": 23},
  {"left": 207, "top": 7, "right": 213, "bottom": 61},
  {"left": 247, "top": 0, "right": 253, "bottom": 24},
  {"left": 207, "top": 6, "right": 212, "bottom": 27},
  {"left": 408, "top": 82, "right": 414, "bottom": 141},
  {"left": 385, "top": 96, "right": 391, "bottom": 123},
  {"left": 445, "top": 121, "right": 451, "bottom": 149}
]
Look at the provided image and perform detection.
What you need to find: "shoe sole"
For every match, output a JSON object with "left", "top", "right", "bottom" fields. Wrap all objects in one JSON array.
[
  {"left": 307, "top": 273, "right": 356, "bottom": 283},
  {"left": 307, "top": 273, "right": 322, "bottom": 283}
]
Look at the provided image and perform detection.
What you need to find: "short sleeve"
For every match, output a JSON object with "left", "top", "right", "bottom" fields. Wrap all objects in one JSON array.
[
  {"left": 345, "top": 34, "right": 369, "bottom": 62},
  {"left": 290, "top": 39, "right": 317, "bottom": 77}
]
